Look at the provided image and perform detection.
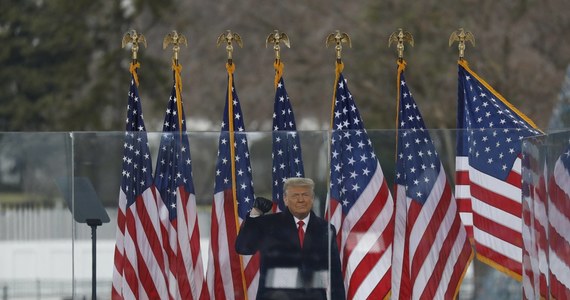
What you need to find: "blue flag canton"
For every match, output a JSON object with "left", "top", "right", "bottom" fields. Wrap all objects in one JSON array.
[
  {"left": 122, "top": 75, "right": 154, "bottom": 207},
  {"left": 272, "top": 77, "right": 305, "bottom": 211},
  {"left": 329, "top": 74, "right": 378, "bottom": 213},
  {"left": 458, "top": 66, "right": 541, "bottom": 180},
  {"left": 214, "top": 79, "right": 255, "bottom": 219},
  {"left": 154, "top": 83, "right": 195, "bottom": 221},
  {"left": 395, "top": 73, "right": 441, "bottom": 204}
]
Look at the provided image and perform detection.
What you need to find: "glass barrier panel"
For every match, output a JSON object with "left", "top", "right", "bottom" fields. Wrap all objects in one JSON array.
[
  {"left": 1, "top": 129, "right": 555, "bottom": 299},
  {"left": 0, "top": 132, "right": 73, "bottom": 299}
]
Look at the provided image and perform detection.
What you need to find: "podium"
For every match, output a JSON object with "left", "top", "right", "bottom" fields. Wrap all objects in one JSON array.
[{"left": 56, "top": 177, "right": 110, "bottom": 300}]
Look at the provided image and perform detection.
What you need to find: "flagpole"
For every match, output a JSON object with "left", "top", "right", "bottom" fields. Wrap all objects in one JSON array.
[
  {"left": 448, "top": 28, "right": 475, "bottom": 62},
  {"left": 389, "top": 28, "right": 414, "bottom": 161},
  {"left": 121, "top": 29, "right": 147, "bottom": 86},
  {"left": 324, "top": 30, "right": 351, "bottom": 300},
  {"left": 163, "top": 30, "right": 188, "bottom": 134},
  {"left": 117, "top": 29, "right": 148, "bottom": 300},
  {"left": 324, "top": 30, "right": 351, "bottom": 220},
  {"left": 324, "top": 30, "right": 351, "bottom": 219},
  {"left": 389, "top": 28, "right": 414, "bottom": 299},
  {"left": 266, "top": 29, "right": 291, "bottom": 89},
  {"left": 325, "top": 30, "right": 351, "bottom": 128},
  {"left": 217, "top": 30, "right": 249, "bottom": 300}
]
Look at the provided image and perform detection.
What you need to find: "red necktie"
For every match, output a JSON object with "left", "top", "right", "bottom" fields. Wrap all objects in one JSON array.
[{"left": 298, "top": 220, "right": 305, "bottom": 248}]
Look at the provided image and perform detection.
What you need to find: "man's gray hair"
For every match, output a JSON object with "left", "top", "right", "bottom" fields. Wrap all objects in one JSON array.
[{"left": 283, "top": 177, "right": 315, "bottom": 196}]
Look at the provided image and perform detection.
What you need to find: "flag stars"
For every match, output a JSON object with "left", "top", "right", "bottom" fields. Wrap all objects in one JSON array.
[
  {"left": 352, "top": 183, "right": 360, "bottom": 191},
  {"left": 332, "top": 150, "right": 339, "bottom": 159}
]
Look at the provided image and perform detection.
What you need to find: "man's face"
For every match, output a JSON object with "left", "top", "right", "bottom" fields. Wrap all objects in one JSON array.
[{"left": 284, "top": 185, "right": 314, "bottom": 219}]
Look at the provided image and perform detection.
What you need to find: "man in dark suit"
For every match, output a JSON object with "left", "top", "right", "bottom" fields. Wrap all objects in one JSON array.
[{"left": 235, "top": 177, "right": 345, "bottom": 300}]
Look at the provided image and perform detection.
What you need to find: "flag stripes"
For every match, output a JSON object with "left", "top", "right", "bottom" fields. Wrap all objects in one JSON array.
[
  {"left": 208, "top": 191, "right": 245, "bottom": 299},
  {"left": 394, "top": 64, "right": 472, "bottom": 299},
  {"left": 548, "top": 147, "right": 570, "bottom": 298},
  {"left": 206, "top": 64, "right": 259, "bottom": 300},
  {"left": 455, "top": 59, "right": 541, "bottom": 280},
  {"left": 112, "top": 67, "right": 169, "bottom": 300},
  {"left": 327, "top": 68, "right": 395, "bottom": 299},
  {"left": 457, "top": 156, "right": 524, "bottom": 277},
  {"left": 154, "top": 65, "right": 208, "bottom": 299},
  {"left": 521, "top": 139, "right": 548, "bottom": 300}
]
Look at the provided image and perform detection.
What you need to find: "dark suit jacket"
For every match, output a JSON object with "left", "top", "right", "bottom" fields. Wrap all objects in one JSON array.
[{"left": 235, "top": 209, "right": 345, "bottom": 300}]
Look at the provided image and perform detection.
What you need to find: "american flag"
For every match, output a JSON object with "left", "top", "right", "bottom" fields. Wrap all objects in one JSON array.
[
  {"left": 521, "top": 141, "right": 539, "bottom": 300},
  {"left": 272, "top": 76, "right": 304, "bottom": 211},
  {"left": 521, "top": 139, "right": 548, "bottom": 300},
  {"left": 154, "top": 76, "right": 208, "bottom": 299},
  {"left": 112, "top": 64, "right": 169, "bottom": 299},
  {"left": 206, "top": 67, "right": 259, "bottom": 300},
  {"left": 548, "top": 139, "right": 570, "bottom": 298},
  {"left": 392, "top": 66, "right": 473, "bottom": 299},
  {"left": 327, "top": 71, "right": 394, "bottom": 299},
  {"left": 455, "top": 60, "right": 541, "bottom": 279}
]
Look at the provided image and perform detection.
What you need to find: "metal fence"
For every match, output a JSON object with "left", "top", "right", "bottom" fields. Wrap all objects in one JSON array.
[{"left": 0, "top": 205, "right": 118, "bottom": 241}]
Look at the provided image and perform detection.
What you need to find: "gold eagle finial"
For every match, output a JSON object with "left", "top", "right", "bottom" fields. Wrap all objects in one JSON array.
[
  {"left": 217, "top": 30, "right": 243, "bottom": 63},
  {"left": 266, "top": 30, "right": 290, "bottom": 61},
  {"left": 163, "top": 30, "right": 188, "bottom": 64},
  {"left": 449, "top": 28, "right": 475, "bottom": 59},
  {"left": 326, "top": 30, "right": 351, "bottom": 61},
  {"left": 388, "top": 28, "right": 414, "bottom": 60},
  {"left": 122, "top": 29, "right": 147, "bottom": 61}
]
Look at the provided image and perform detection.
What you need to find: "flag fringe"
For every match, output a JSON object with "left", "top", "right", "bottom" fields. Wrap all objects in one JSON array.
[
  {"left": 458, "top": 60, "right": 542, "bottom": 133},
  {"left": 172, "top": 61, "right": 184, "bottom": 134},
  {"left": 453, "top": 250, "right": 475, "bottom": 299},
  {"left": 274, "top": 60, "right": 284, "bottom": 89},
  {"left": 329, "top": 61, "right": 344, "bottom": 129},
  {"left": 476, "top": 253, "right": 523, "bottom": 282},
  {"left": 129, "top": 62, "right": 140, "bottom": 86},
  {"left": 225, "top": 62, "right": 249, "bottom": 300}
]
